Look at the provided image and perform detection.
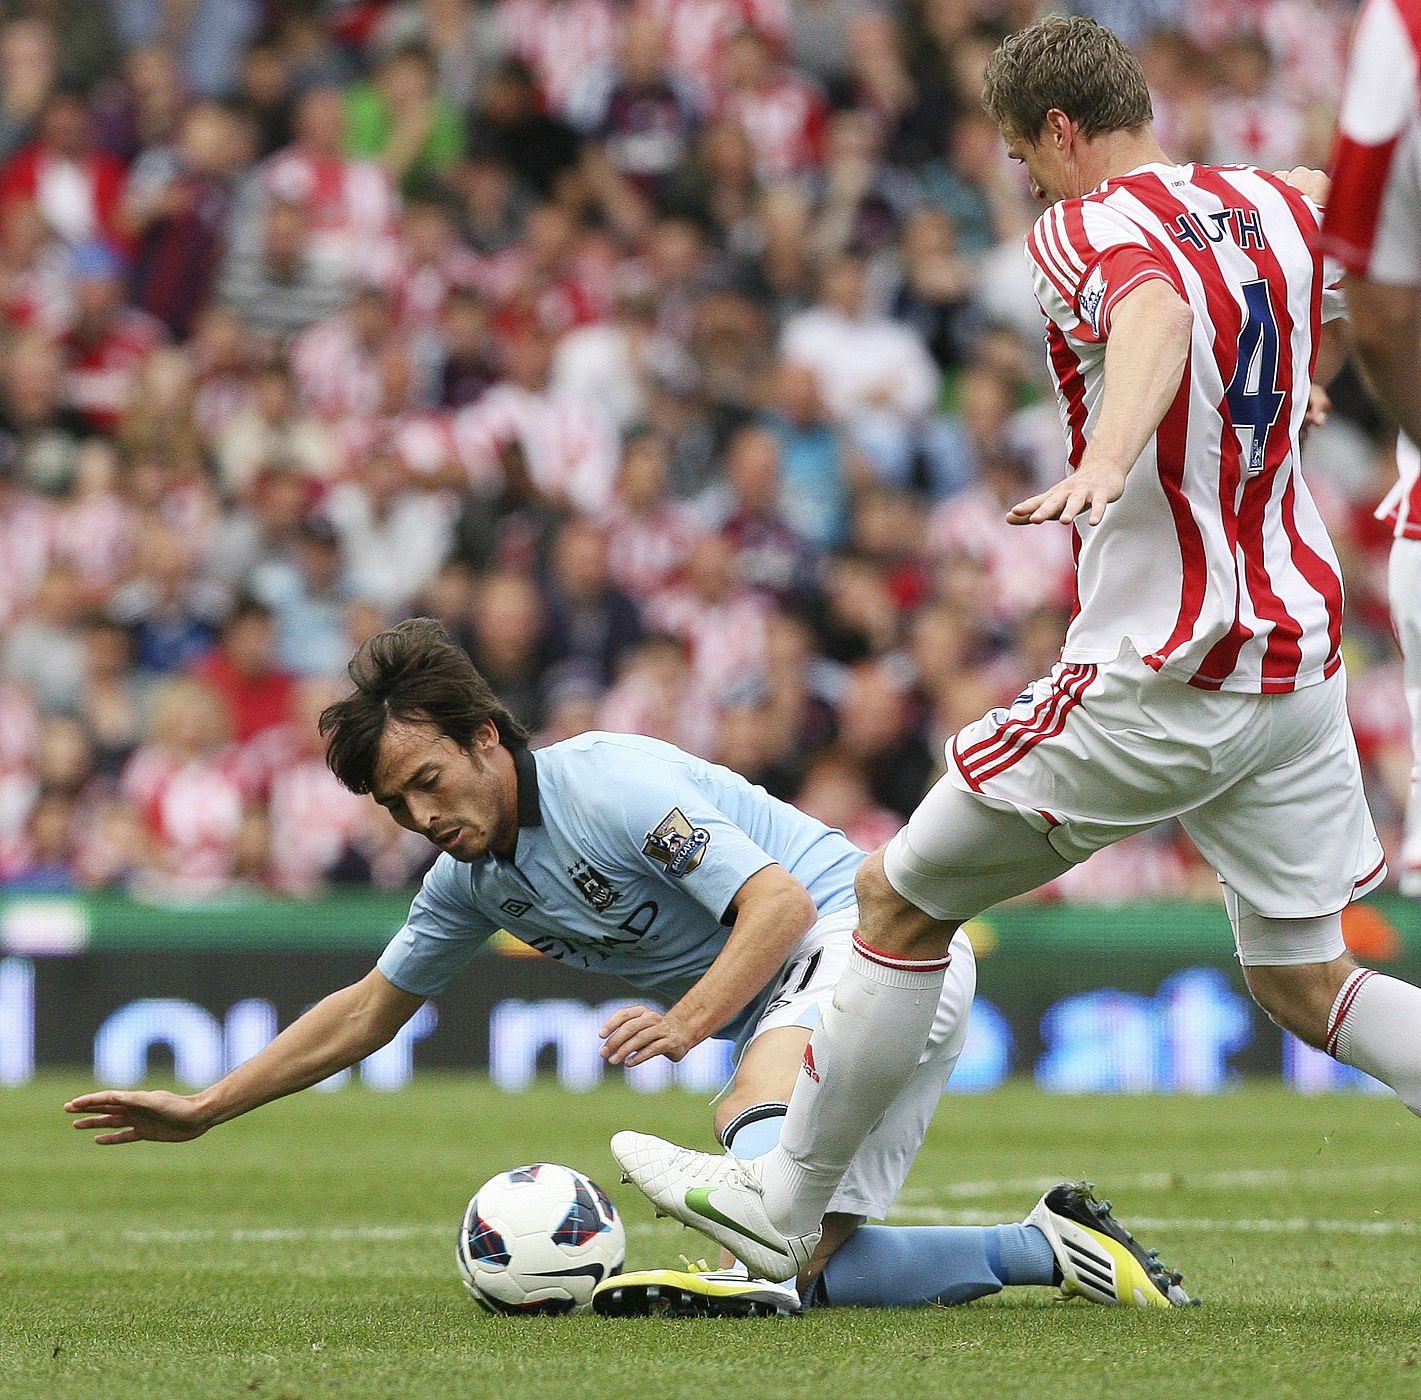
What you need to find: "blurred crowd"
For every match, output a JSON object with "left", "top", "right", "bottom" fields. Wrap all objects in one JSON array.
[{"left": 0, "top": 0, "right": 1404, "bottom": 905}]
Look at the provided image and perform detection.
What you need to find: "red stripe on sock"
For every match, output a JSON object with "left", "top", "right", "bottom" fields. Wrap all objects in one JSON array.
[
  {"left": 851, "top": 931, "right": 952, "bottom": 972},
  {"left": 1326, "top": 969, "right": 1377, "bottom": 1058}
]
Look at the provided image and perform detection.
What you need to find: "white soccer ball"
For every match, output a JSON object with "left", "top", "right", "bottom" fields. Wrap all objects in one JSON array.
[{"left": 457, "top": 1163, "right": 626, "bottom": 1314}]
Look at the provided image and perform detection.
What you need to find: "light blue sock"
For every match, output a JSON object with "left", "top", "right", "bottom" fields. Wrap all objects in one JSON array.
[
  {"left": 721, "top": 1103, "right": 1057, "bottom": 1306},
  {"left": 720, "top": 1102, "right": 789, "bottom": 1158},
  {"left": 815, "top": 1223, "right": 1058, "bottom": 1307}
]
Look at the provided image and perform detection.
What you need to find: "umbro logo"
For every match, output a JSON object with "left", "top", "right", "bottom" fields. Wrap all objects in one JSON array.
[{"left": 500, "top": 897, "right": 533, "bottom": 917}]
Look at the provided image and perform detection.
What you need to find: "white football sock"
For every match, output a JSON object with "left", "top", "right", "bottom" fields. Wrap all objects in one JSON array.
[
  {"left": 1328, "top": 969, "right": 1421, "bottom": 1115},
  {"left": 757, "top": 935, "right": 951, "bottom": 1237}
]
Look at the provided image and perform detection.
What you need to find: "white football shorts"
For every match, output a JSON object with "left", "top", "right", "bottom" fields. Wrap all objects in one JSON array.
[
  {"left": 743, "top": 904, "right": 977, "bottom": 1219},
  {"left": 885, "top": 645, "right": 1385, "bottom": 933}
]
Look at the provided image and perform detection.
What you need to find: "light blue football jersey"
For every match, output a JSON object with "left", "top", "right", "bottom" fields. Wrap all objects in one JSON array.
[{"left": 377, "top": 732, "right": 864, "bottom": 1041}]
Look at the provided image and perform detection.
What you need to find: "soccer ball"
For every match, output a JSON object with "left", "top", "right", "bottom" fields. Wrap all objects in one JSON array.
[{"left": 457, "top": 1163, "right": 626, "bottom": 1314}]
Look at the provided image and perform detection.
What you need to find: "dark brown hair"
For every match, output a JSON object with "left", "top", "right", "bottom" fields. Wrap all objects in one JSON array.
[
  {"left": 981, "top": 16, "right": 1152, "bottom": 141},
  {"left": 319, "top": 618, "right": 530, "bottom": 795}
]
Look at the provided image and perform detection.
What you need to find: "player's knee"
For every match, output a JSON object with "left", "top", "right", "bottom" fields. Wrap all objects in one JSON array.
[
  {"left": 854, "top": 851, "right": 956, "bottom": 960},
  {"left": 1243, "top": 958, "right": 1355, "bottom": 1049}
]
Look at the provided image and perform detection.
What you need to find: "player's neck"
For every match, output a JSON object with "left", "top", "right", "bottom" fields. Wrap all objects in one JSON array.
[{"left": 1077, "top": 129, "right": 1172, "bottom": 196}]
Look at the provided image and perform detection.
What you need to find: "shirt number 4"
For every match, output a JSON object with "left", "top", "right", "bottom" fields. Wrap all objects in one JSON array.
[{"left": 1227, "top": 279, "right": 1287, "bottom": 479}]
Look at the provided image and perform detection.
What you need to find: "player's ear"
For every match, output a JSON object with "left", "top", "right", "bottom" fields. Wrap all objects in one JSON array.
[{"left": 473, "top": 719, "right": 500, "bottom": 753}]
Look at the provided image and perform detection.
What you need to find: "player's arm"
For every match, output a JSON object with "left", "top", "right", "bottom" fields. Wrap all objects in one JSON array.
[
  {"left": 601, "top": 865, "right": 817, "bottom": 1067},
  {"left": 65, "top": 969, "right": 426, "bottom": 1145},
  {"left": 1009, "top": 279, "right": 1193, "bottom": 527},
  {"left": 1317, "top": 0, "right": 1421, "bottom": 441},
  {"left": 1346, "top": 277, "right": 1421, "bottom": 445}
]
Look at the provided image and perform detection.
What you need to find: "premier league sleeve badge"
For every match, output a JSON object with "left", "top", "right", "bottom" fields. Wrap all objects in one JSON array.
[{"left": 642, "top": 807, "right": 712, "bottom": 878}]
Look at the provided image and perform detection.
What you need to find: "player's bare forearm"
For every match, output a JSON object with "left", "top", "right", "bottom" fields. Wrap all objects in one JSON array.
[
  {"left": 1010, "top": 280, "right": 1192, "bottom": 527},
  {"left": 65, "top": 969, "right": 425, "bottom": 1143},
  {"left": 1347, "top": 276, "right": 1421, "bottom": 446},
  {"left": 196, "top": 970, "right": 424, "bottom": 1124},
  {"left": 1313, "top": 318, "right": 1347, "bottom": 389},
  {"left": 600, "top": 866, "right": 818, "bottom": 1066},
  {"left": 673, "top": 867, "right": 818, "bottom": 1043}
]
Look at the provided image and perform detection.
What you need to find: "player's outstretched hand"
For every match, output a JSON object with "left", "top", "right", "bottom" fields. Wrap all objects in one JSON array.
[
  {"left": 65, "top": 1089, "right": 211, "bottom": 1145},
  {"left": 1273, "top": 166, "right": 1329, "bottom": 205},
  {"left": 599, "top": 1005, "right": 697, "bottom": 1067},
  {"left": 1008, "top": 459, "right": 1128, "bottom": 527}
]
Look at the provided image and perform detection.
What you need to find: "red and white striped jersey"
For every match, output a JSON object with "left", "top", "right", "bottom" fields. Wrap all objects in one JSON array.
[
  {"left": 289, "top": 314, "right": 383, "bottom": 423},
  {"left": 238, "top": 725, "right": 367, "bottom": 896},
  {"left": 1324, "top": 2, "right": 1421, "bottom": 544},
  {"left": 366, "top": 238, "right": 485, "bottom": 333},
  {"left": 260, "top": 149, "right": 398, "bottom": 282},
  {"left": 644, "top": 0, "right": 790, "bottom": 96},
  {"left": 55, "top": 490, "right": 136, "bottom": 596},
  {"left": 1028, "top": 162, "right": 1344, "bottom": 694},
  {"left": 928, "top": 484, "right": 1075, "bottom": 627},
  {"left": 2, "top": 246, "right": 72, "bottom": 337},
  {"left": 59, "top": 309, "right": 165, "bottom": 434},
  {"left": 330, "top": 411, "right": 456, "bottom": 480},
  {"left": 475, "top": 243, "right": 612, "bottom": 335},
  {"left": 598, "top": 499, "right": 705, "bottom": 600},
  {"left": 0, "top": 682, "right": 37, "bottom": 874},
  {"left": 496, "top": 0, "right": 623, "bottom": 115},
  {"left": 120, "top": 746, "right": 248, "bottom": 896},
  {"left": 1322, "top": 0, "right": 1421, "bottom": 285},
  {"left": 449, "top": 384, "right": 619, "bottom": 514},
  {"left": 643, "top": 587, "right": 770, "bottom": 699},
  {"left": 1205, "top": 93, "right": 1307, "bottom": 175},
  {"left": 714, "top": 73, "right": 826, "bottom": 181}
]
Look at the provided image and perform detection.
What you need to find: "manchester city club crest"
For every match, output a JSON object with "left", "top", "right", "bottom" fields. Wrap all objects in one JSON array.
[{"left": 567, "top": 860, "right": 621, "bottom": 912}]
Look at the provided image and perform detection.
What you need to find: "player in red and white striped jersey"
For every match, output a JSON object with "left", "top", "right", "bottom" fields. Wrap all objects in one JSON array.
[
  {"left": 611, "top": 17, "right": 1421, "bottom": 1283},
  {"left": 1021, "top": 159, "right": 1344, "bottom": 693},
  {"left": 1324, "top": 0, "right": 1421, "bottom": 897}
]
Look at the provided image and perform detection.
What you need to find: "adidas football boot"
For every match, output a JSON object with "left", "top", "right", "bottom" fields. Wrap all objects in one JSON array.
[{"left": 1025, "top": 1180, "right": 1193, "bottom": 1308}]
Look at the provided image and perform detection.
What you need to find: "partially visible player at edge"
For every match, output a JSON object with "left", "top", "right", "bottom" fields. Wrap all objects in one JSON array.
[
  {"left": 614, "top": 15, "right": 1421, "bottom": 1284},
  {"left": 1321, "top": 0, "right": 1421, "bottom": 896},
  {"left": 64, "top": 619, "right": 1189, "bottom": 1316}
]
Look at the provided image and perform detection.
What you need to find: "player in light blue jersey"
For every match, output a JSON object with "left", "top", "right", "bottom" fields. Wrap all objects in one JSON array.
[{"left": 66, "top": 619, "right": 1190, "bottom": 1315}]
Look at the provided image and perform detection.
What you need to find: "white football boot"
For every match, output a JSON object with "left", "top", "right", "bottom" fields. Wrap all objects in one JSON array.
[
  {"left": 1025, "top": 1180, "right": 1193, "bottom": 1308},
  {"left": 610, "top": 1131, "right": 821, "bottom": 1284}
]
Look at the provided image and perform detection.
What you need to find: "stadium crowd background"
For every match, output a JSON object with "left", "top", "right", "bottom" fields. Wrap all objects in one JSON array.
[{"left": 0, "top": 0, "right": 1401, "bottom": 905}]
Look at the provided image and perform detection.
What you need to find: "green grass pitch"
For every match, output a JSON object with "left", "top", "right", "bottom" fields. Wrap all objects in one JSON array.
[{"left": 5, "top": 1075, "right": 1421, "bottom": 1400}]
